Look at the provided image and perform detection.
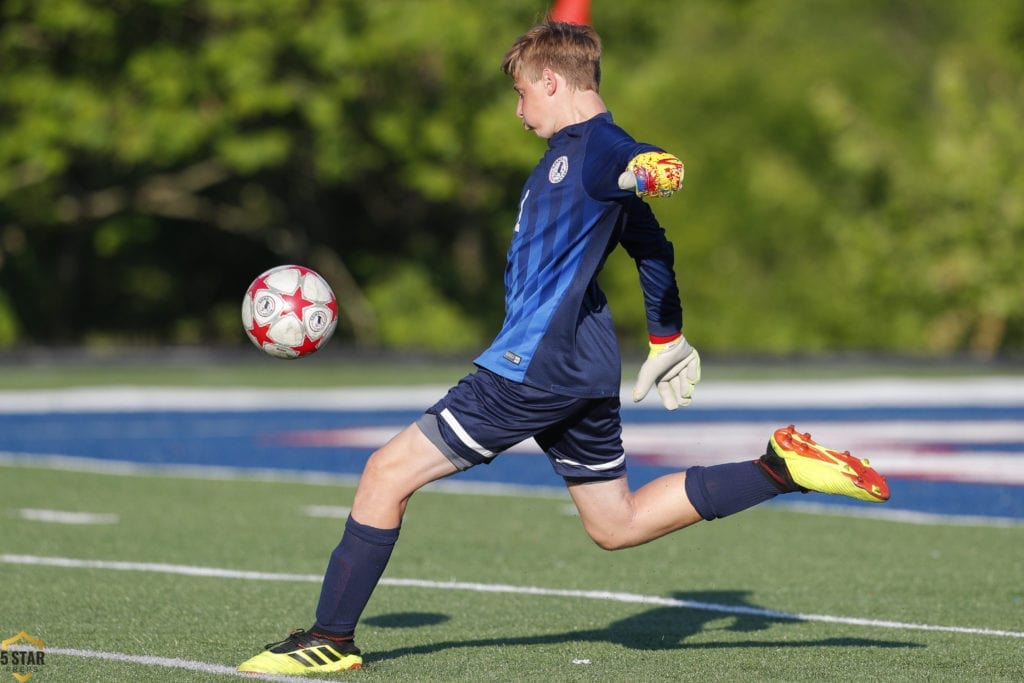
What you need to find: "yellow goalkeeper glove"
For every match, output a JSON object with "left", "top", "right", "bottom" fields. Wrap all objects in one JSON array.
[{"left": 618, "top": 151, "right": 684, "bottom": 198}]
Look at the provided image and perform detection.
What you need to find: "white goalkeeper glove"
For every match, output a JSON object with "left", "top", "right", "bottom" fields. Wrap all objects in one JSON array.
[{"left": 631, "top": 334, "right": 701, "bottom": 410}]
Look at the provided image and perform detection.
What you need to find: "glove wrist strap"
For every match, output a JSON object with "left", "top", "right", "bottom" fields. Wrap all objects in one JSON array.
[{"left": 649, "top": 332, "right": 682, "bottom": 345}]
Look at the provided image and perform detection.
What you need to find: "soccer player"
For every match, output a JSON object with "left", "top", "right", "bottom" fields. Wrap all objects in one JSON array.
[{"left": 238, "top": 21, "right": 889, "bottom": 675}]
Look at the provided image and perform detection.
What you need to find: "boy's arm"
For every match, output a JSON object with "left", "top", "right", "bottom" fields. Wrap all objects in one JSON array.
[
  {"left": 620, "top": 199, "right": 701, "bottom": 410},
  {"left": 581, "top": 123, "right": 698, "bottom": 408}
]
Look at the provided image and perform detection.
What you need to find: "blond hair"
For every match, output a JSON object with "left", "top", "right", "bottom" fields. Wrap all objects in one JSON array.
[{"left": 501, "top": 21, "right": 602, "bottom": 92}]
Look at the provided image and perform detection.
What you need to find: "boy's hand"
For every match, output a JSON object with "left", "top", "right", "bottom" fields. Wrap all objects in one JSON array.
[
  {"left": 632, "top": 335, "right": 701, "bottom": 410},
  {"left": 618, "top": 151, "right": 684, "bottom": 198}
]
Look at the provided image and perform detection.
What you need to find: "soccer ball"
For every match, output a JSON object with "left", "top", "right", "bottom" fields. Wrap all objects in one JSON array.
[{"left": 241, "top": 265, "right": 339, "bottom": 359}]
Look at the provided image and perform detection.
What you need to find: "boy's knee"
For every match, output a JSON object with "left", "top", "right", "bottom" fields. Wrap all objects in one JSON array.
[{"left": 583, "top": 524, "right": 632, "bottom": 551}]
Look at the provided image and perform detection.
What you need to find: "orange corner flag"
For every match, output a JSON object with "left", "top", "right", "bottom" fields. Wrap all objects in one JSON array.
[{"left": 551, "top": 0, "right": 591, "bottom": 25}]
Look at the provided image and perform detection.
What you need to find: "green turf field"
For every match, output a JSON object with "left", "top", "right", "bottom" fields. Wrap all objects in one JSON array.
[{"left": 2, "top": 464, "right": 1022, "bottom": 681}]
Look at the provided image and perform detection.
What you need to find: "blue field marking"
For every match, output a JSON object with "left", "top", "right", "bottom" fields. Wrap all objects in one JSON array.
[{"left": 0, "top": 397, "right": 1021, "bottom": 521}]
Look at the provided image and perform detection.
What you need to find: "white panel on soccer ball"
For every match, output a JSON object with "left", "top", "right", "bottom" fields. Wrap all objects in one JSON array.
[
  {"left": 268, "top": 316, "right": 305, "bottom": 346},
  {"left": 254, "top": 292, "right": 284, "bottom": 325},
  {"left": 252, "top": 292, "right": 282, "bottom": 323},
  {"left": 263, "top": 343, "right": 299, "bottom": 359},
  {"left": 304, "top": 305, "right": 335, "bottom": 341},
  {"left": 302, "top": 273, "right": 332, "bottom": 302},
  {"left": 266, "top": 267, "right": 301, "bottom": 292},
  {"left": 241, "top": 293, "right": 254, "bottom": 327}
]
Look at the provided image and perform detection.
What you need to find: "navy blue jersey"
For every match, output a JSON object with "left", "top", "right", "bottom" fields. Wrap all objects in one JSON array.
[{"left": 475, "top": 113, "right": 682, "bottom": 398}]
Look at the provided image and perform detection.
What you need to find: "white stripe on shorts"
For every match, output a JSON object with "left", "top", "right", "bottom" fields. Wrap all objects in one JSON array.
[
  {"left": 440, "top": 408, "right": 495, "bottom": 459},
  {"left": 554, "top": 454, "right": 626, "bottom": 472}
]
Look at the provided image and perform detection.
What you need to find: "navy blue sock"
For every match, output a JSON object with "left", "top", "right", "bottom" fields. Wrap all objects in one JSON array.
[
  {"left": 313, "top": 516, "right": 400, "bottom": 636},
  {"left": 684, "top": 461, "right": 787, "bottom": 521}
]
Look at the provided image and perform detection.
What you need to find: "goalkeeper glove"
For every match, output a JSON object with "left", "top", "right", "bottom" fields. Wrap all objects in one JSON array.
[
  {"left": 631, "top": 333, "right": 701, "bottom": 410},
  {"left": 618, "top": 151, "right": 684, "bottom": 198}
]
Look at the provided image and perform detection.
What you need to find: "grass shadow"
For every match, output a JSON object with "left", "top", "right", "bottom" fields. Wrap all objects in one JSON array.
[{"left": 366, "top": 589, "right": 924, "bottom": 664}]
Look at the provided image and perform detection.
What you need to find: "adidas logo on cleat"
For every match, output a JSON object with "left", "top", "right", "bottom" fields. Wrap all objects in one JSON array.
[
  {"left": 237, "top": 628, "right": 363, "bottom": 674},
  {"left": 286, "top": 642, "right": 358, "bottom": 669}
]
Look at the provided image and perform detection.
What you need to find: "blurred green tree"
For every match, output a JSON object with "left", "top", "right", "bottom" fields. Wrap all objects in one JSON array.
[
  {"left": 0, "top": 0, "right": 537, "bottom": 349},
  {"left": 601, "top": 0, "right": 1024, "bottom": 357},
  {"left": 0, "top": 0, "right": 1021, "bottom": 357}
]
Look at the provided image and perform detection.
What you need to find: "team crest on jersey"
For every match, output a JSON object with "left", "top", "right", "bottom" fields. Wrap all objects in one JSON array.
[{"left": 548, "top": 155, "right": 569, "bottom": 184}]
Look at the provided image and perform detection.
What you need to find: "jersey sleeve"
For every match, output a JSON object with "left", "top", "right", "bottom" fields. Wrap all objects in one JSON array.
[
  {"left": 619, "top": 198, "right": 683, "bottom": 337},
  {"left": 581, "top": 121, "right": 660, "bottom": 202},
  {"left": 580, "top": 116, "right": 683, "bottom": 337}
]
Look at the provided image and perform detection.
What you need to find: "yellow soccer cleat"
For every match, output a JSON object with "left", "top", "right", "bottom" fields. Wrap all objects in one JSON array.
[
  {"left": 759, "top": 425, "right": 890, "bottom": 503},
  {"left": 237, "top": 628, "right": 362, "bottom": 675}
]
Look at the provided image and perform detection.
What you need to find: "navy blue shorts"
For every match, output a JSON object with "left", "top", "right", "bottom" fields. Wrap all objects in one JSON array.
[{"left": 415, "top": 367, "right": 625, "bottom": 481}]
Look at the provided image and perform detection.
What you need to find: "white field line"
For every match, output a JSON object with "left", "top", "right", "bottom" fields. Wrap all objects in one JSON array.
[
  {"left": 0, "top": 451, "right": 562, "bottom": 497},
  {"left": 303, "top": 505, "right": 352, "bottom": 519},
  {"left": 0, "top": 376, "right": 1021, "bottom": 413},
  {"left": 33, "top": 646, "right": 343, "bottom": 682},
  {"left": 772, "top": 501, "right": 1024, "bottom": 528},
  {"left": 3, "top": 554, "right": 1022, "bottom": 640},
  {"left": 15, "top": 508, "right": 120, "bottom": 525}
]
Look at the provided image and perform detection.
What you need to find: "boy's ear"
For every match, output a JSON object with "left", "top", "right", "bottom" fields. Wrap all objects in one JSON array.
[{"left": 541, "top": 67, "right": 558, "bottom": 94}]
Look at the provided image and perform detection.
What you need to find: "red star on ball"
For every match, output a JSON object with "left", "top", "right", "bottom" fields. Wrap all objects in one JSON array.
[
  {"left": 249, "top": 273, "right": 272, "bottom": 293},
  {"left": 247, "top": 316, "right": 275, "bottom": 347},
  {"left": 279, "top": 287, "right": 315, "bottom": 320},
  {"left": 291, "top": 335, "right": 322, "bottom": 357}
]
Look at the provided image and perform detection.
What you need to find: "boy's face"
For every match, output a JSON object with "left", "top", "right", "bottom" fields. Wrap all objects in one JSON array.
[{"left": 513, "top": 71, "right": 556, "bottom": 139}]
